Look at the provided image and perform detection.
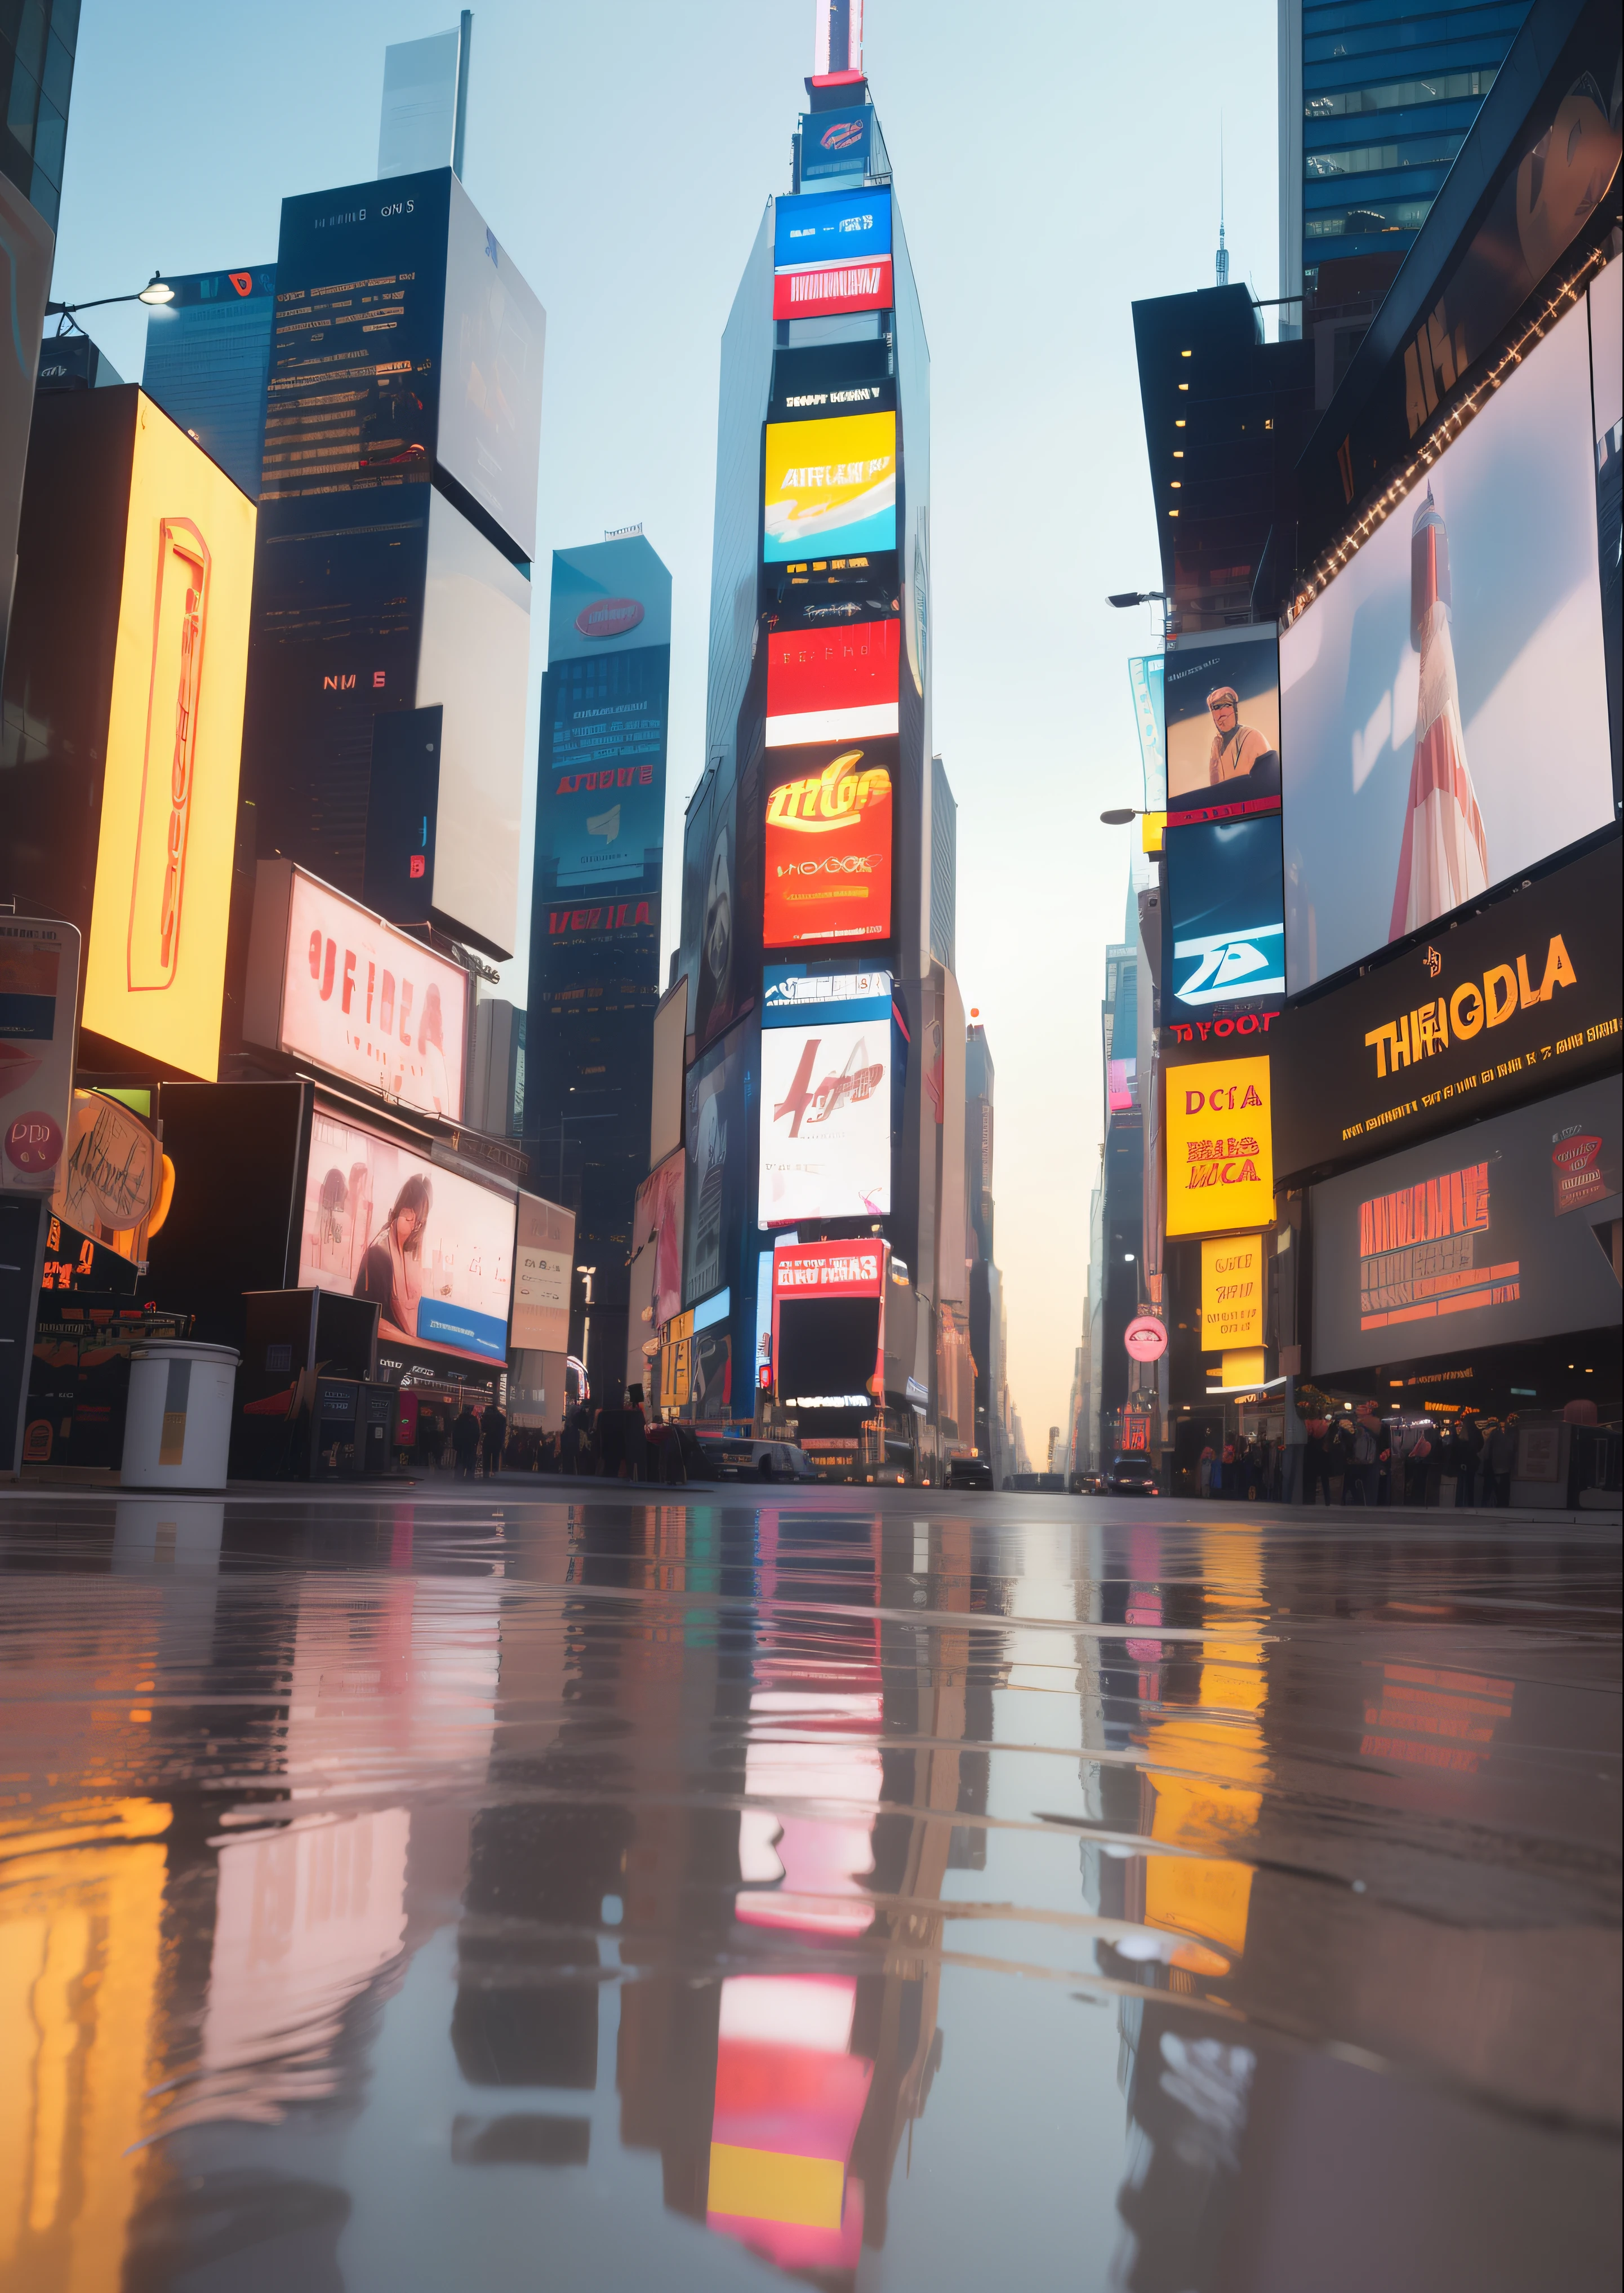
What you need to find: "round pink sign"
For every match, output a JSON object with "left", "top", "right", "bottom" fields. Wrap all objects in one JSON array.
[
  {"left": 1123, "top": 1316, "right": 1168, "bottom": 1363},
  {"left": 5, "top": 1110, "right": 64, "bottom": 1176}
]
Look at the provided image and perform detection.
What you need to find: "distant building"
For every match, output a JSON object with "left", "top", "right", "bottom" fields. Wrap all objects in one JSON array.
[
  {"left": 141, "top": 268, "right": 277, "bottom": 498},
  {"left": 1, "top": 0, "right": 78, "bottom": 230},
  {"left": 930, "top": 753, "right": 956, "bottom": 974}
]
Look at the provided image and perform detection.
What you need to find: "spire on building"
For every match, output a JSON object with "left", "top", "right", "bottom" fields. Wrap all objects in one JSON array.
[
  {"left": 1215, "top": 119, "right": 1229, "bottom": 286},
  {"left": 814, "top": 0, "right": 864, "bottom": 82}
]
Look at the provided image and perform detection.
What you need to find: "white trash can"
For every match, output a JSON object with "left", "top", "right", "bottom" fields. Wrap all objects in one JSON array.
[{"left": 122, "top": 1341, "right": 240, "bottom": 1491}]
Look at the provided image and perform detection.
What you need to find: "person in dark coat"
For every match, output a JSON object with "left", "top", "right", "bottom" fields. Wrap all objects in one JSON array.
[
  {"left": 480, "top": 1401, "right": 506, "bottom": 1478},
  {"left": 624, "top": 1384, "right": 649, "bottom": 1480},
  {"left": 451, "top": 1402, "right": 481, "bottom": 1480}
]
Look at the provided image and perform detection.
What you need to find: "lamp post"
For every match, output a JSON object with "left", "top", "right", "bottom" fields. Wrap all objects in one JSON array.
[{"left": 46, "top": 272, "right": 176, "bottom": 327}]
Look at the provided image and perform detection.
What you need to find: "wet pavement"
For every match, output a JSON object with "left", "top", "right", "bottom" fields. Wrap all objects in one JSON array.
[{"left": 0, "top": 1484, "right": 1618, "bottom": 2293}]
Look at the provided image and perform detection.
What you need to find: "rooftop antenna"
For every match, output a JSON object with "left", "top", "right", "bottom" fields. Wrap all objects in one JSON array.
[{"left": 1215, "top": 115, "right": 1229, "bottom": 286}]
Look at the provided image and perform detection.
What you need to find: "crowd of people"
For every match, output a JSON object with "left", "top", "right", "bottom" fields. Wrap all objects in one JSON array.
[
  {"left": 1193, "top": 1411, "right": 1525, "bottom": 1507},
  {"left": 411, "top": 1384, "right": 706, "bottom": 1485}
]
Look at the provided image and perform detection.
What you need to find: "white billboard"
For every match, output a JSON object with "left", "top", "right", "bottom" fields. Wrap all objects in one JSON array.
[
  {"left": 759, "top": 1017, "right": 891, "bottom": 1226},
  {"left": 511, "top": 1190, "right": 575, "bottom": 1354},
  {"left": 244, "top": 859, "right": 469, "bottom": 1121}
]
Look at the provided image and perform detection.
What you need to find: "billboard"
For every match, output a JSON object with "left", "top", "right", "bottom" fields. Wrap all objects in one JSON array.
[
  {"left": 82, "top": 398, "right": 256, "bottom": 1077},
  {"left": 772, "top": 187, "right": 892, "bottom": 319},
  {"left": 650, "top": 976, "right": 686, "bottom": 1166},
  {"left": 438, "top": 174, "right": 547, "bottom": 561},
  {"left": 511, "top": 1190, "right": 575, "bottom": 1354},
  {"left": 630, "top": 1150, "right": 685, "bottom": 1340},
  {"left": 545, "top": 535, "right": 673, "bottom": 663},
  {"left": 0, "top": 919, "right": 79, "bottom": 1196},
  {"left": 538, "top": 643, "right": 669, "bottom": 889},
  {"left": 1269, "top": 838, "right": 1622, "bottom": 1182},
  {"left": 799, "top": 105, "right": 871, "bottom": 183},
  {"left": 765, "top": 617, "right": 900, "bottom": 746},
  {"left": 244, "top": 859, "right": 469, "bottom": 1120},
  {"left": 1165, "top": 626, "right": 1280, "bottom": 824},
  {"left": 1200, "top": 1234, "right": 1265, "bottom": 1350},
  {"left": 1128, "top": 653, "right": 1166, "bottom": 811},
  {"left": 763, "top": 739, "right": 893, "bottom": 948},
  {"left": 763, "top": 411, "right": 896, "bottom": 564},
  {"left": 1163, "top": 814, "right": 1285, "bottom": 1015},
  {"left": 1164, "top": 1055, "right": 1274, "bottom": 1238},
  {"left": 685, "top": 1023, "right": 753, "bottom": 1307},
  {"left": 1280, "top": 296, "right": 1613, "bottom": 992},
  {"left": 1310, "top": 1075, "right": 1621, "bottom": 1373},
  {"left": 759, "top": 971, "right": 892, "bottom": 1227},
  {"left": 298, "top": 1107, "right": 514, "bottom": 1363}
]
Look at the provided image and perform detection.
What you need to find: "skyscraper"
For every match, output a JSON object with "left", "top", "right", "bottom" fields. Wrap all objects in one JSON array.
[
  {"left": 141, "top": 266, "right": 277, "bottom": 499},
  {"left": 1279, "top": 0, "right": 1532, "bottom": 399},
  {"left": 524, "top": 534, "right": 671, "bottom": 1396},
  {"left": 1, "top": 0, "right": 78, "bottom": 232}
]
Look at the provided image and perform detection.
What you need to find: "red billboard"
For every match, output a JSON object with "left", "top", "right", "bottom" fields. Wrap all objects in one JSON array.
[
  {"left": 763, "top": 740, "right": 893, "bottom": 948},
  {"left": 771, "top": 256, "right": 893, "bottom": 321},
  {"left": 766, "top": 617, "right": 899, "bottom": 746},
  {"left": 773, "top": 1241, "right": 886, "bottom": 1300}
]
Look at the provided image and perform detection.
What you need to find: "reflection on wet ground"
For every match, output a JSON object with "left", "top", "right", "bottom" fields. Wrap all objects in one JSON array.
[{"left": 1, "top": 1486, "right": 1618, "bottom": 2292}]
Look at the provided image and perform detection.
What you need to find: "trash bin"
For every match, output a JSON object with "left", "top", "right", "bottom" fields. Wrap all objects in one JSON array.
[{"left": 122, "top": 1340, "right": 241, "bottom": 1491}]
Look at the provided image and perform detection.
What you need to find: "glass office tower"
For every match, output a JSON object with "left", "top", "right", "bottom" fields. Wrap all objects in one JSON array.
[
  {"left": 1, "top": 0, "right": 78, "bottom": 230},
  {"left": 524, "top": 536, "right": 671, "bottom": 1398},
  {"left": 141, "top": 268, "right": 277, "bottom": 498}
]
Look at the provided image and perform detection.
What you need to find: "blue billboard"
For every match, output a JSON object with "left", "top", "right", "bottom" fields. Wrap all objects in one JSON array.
[
  {"left": 799, "top": 108, "right": 871, "bottom": 183},
  {"left": 547, "top": 535, "right": 673, "bottom": 664},
  {"left": 539, "top": 646, "right": 669, "bottom": 890},
  {"left": 1163, "top": 814, "right": 1286, "bottom": 1014},
  {"left": 773, "top": 186, "right": 892, "bottom": 273}
]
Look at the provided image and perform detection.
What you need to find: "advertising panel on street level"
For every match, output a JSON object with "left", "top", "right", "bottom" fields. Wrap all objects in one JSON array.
[
  {"left": 1200, "top": 1234, "right": 1265, "bottom": 1350},
  {"left": 0, "top": 919, "right": 80, "bottom": 1196},
  {"left": 772, "top": 186, "right": 892, "bottom": 319},
  {"left": 244, "top": 859, "right": 469, "bottom": 1121},
  {"left": 82, "top": 398, "right": 256, "bottom": 1078},
  {"left": 298, "top": 1107, "right": 514, "bottom": 1364},
  {"left": 511, "top": 1190, "right": 575, "bottom": 1355},
  {"left": 1164, "top": 626, "right": 1280, "bottom": 824},
  {"left": 766, "top": 616, "right": 900, "bottom": 746},
  {"left": 763, "top": 411, "right": 896, "bottom": 563},
  {"left": 1164, "top": 814, "right": 1286, "bottom": 1016},
  {"left": 759, "top": 968, "right": 892, "bottom": 1226},
  {"left": 1164, "top": 1055, "right": 1274, "bottom": 1238},
  {"left": 1280, "top": 295, "right": 1613, "bottom": 994},
  {"left": 1269, "top": 838, "right": 1623, "bottom": 1184},
  {"left": 764, "top": 737, "right": 893, "bottom": 947},
  {"left": 1310, "top": 1074, "right": 1621, "bottom": 1374}
]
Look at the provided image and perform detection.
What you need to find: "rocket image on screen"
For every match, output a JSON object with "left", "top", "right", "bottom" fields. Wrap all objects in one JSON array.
[{"left": 1390, "top": 485, "right": 1489, "bottom": 941}]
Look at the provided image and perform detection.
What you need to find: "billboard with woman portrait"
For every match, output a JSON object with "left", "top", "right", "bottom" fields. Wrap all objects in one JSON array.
[{"left": 298, "top": 1108, "right": 514, "bottom": 1363}]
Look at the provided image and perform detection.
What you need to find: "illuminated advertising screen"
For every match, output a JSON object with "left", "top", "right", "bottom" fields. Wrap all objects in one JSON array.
[
  {"left": 0, "top": 919, "right": 79, "bottom": 1197},
  {"left": 630, "top": 1150, "right": 685, "bottom": 1336},
  {"left": 799, "top": 104, "right": 872, "bottom": 182},
  {"left": 772, "top": 186, "right": 892, "bottom": 319},
  {"left": 1310, "top": 1075, "right": 1621, "bottom": 1372},
  {"left": 1163, "top": 814, "right": 1285, "bottom": 1016},
  {"left": 511, "top": 1189, "right": 575, "bottom": 1354},
  {"left": 82, "top": 397, "right": 255, "bottom": 1078},
  {"left": 298, "top": 1106, "right": 514, "bottom": 1364},
  {"left": 763, "top": 738, "right": 893, "bottom": 948},
  {"left": 1164, "top": 625, "right": 1280, "bottom": 824},
  {"left": 766, "top": 617, "right": 899, "bottom": 747},
  {"left": 1280, "top": 296, "right": 1613, "bottom": 992},
  {"left": 244, "top": 859, "right": 469, "bottom": 1120},
  {"left": 1164, "top": 1055, "right": 1275, "bottom": 1238},
  {"left": 759, "top": 971, "right": 892, "bottom": 1226},
  {"left": 538, "top": 643, "right": 669, "bottom": 889},
  {"left": 1128, "top": 653, "right": 1166, "bottom": 811},
  {"left": 685, "top": 1022, "right": 754, "bottom": 1307},
  {"left": 1200, "top": 1234, "right": 1265, "bottom": 1350},
  {"left": 763, "top": 411, "right": 896, "bottom": 564}
]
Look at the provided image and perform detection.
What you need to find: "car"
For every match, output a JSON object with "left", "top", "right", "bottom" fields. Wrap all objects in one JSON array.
[
  {"left": 947, "top": 1455, "right": 994, "bottom": 1490},
  {"left": 1071, "top": 1471, "right": 1105, "bottom": 1495},
  {"left": 1104, "top": 1455, "right": 1159, "bottom": 1496},
  {"left": 696, "top": 1437, "right": 822, "bottom": 1483}
]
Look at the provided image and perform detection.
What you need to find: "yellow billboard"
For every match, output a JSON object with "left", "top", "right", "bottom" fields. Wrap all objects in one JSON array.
[
  {"left": 82, "top": 394, "right": 255, "bottom": 1077},
  {"left": 1200, "top": 1233, "right": 1265, "bottom": 1349},
  {"left": 1165, "top": 1056, "right": 1274, "bottom": 1238},
  {"left": 763, "top": 410, "right": 896, "bottom": 564}
]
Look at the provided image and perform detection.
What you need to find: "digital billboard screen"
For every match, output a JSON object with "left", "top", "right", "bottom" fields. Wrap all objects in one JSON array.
[
  {"left": 1164, "top": 626, "right": 1280, "bottom": 824},
  {"left": 798, "top": 105, "right": 872, "bottom": 183},
  {"left": 1164, "top": 1055, "right": 1275, "bottom": 1238},
  {"left": 760, "top": 971, "right": 892, "bottom": 1226},
  {"left": 538, "top": 643, "right": 669, "bottom": 890},
  {"left": 631, "top": 1149, "right": 685, "bottom": 1335},
  {"left": 437, "top": 174, "right": 546, "bottom": 562},
  {"left": 1280, "top": 296, "right": 1613, "bottom": 992},
  {"left": 82, "top": 399, "right": 255, "bottom": 1079},
  {"left": 685, "top": 1021, "right": 753, "bottom": 1307},
  {"left": 772, "top": 187, "right": 892, "bottom": 319},
  {"left": 511, "top": 1189, "right": 574, "bottom": 1354},
  {"left": 1310, "top": 1074, "right": 1621, "bottom": 1373},
  {"left": 1163, "top": 814, "right": 1285, "bottom": 1016},
  {"left": 766, "top": 616, "right": 898, "bottom": 747},
  {"left": 763, "top": 411, "right": 896, "bottom": 565},
  {"left": 764, "top": 738, "right": 893, "bottom": 948},
  {"left": 299, "top": 1106, "right": 514, "bottom": 1365}
]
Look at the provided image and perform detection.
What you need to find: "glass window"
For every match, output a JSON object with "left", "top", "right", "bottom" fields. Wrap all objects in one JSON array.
[
  {"left": 1306, "top": 66, "right": 1496, "bottom": 118},
  {"left": 1306, "top": 132, "right": 1465, "bottom": 176},
  {"left": 1305, "top": 197, "right": 1436, "bottom": 239}
]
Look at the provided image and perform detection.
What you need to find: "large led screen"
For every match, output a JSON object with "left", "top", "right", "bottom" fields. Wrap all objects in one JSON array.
[
  {"left": 82, "top": 399, "right": 256, "bottom": 1078},
  {"left": 760, "top": 992, "right": 892, "bottom": 1227},
  {"left": 763, "top": 412, "right": 896, "bottom": 565},
  {"left": 631, "top": 1150, "right": 685, "bottom": 1335},
  {"left": 764, "top": 739, "right": 893, "bottom": 948},
  {"left": 766, "top": 617, "right": 899, "bottom": 747},
  {"left": 539, "top": 644, "right": 669, "bottom": 890},
  {"left": 438, "top": 174, "right": 546, "bottom": 562},
  {"left": 1164, "top": 626, "right": 1280, "bottom": 823},
  {"left": 1163, "top": 815, "right": 1285, "bottom": 1016},
  {"left": 685, "top": 1023, "right": 753, "bottom": 1307},
  {"left": 1310, "top": 1074, "right": 1621, "bottom": 1373},
  {"left": 511, "top": 1189, "right": 575, "bottom": 1354},
  {"left": 1280, "top": 296, "right": 1613, "bottom": 992},
  {"left": 299, "top": 1108, "right": 514, "bottom": 1363},
  {"left": 772, "top": 186, "right": 892, "bottom": 320}
]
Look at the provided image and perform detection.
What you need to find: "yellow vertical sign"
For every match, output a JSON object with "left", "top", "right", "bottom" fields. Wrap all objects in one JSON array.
[
  {"left": 1200, "top": 1234, "right": 1265, "bottom": 1349},
  {"left": 1164, "top": 1056, "right": 1274, "bottom": 1237}
]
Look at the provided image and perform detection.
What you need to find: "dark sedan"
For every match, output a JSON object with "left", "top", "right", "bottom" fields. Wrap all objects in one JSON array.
[
  {"left": 1104, "top": 1455, "right": 1159, "bottom": 1496},
  {"left": 947, "top": 1455, "right": 995, "bottom": 1490}
]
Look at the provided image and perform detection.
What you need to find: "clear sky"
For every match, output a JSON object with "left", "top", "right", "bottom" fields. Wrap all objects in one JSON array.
[{"left": 53, "top": 0, "right": 1280, "bottom": 1446}]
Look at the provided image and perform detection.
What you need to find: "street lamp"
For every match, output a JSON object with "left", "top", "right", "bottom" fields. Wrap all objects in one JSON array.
[
  {"left": 47, "top": 271, "right": 175, "bottom": 323},
  {"left": 1105, "top": 590, "right": 1168, "bottom": 609}
]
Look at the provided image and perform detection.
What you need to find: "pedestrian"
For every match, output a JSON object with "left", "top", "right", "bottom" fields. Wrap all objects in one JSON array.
[
  {"left": 1347, "top": 1412, "right": 1380, "bottom": 1505},
  {"left": 1198, "top": 1442, "right": 1215, "bottom": 1499},
  {"left": 597, "top": 1389, "right": 626, "bottom": 1479},
  {"left": 625, "top": 1384, "right": 648, "bottom": 1481},
  {"left": 1220, "top": 1438, "right": 1235, "bottom": 1499},
  {"left": 480, "top": 1398, "right": 506, "bottom": 1478},
  {"left": 1485, "top": 1417, "right": 1516, "bottom": 1505},
  {"left": 1301, "top": 1415, "right": 1331, "bottom": 1507},
  {"left": 451, "top": 1400, "right": 481, "bottom": 1480},
  {"left": 1456, "top": 1417, "right": 1484, "bottom": 1508},
  {"left": 560, "top": 1405, "right": 581, "bottom": 1474},
  {"left": 1405, "top": 1425, "right": 1432, "bottom": 1507}
]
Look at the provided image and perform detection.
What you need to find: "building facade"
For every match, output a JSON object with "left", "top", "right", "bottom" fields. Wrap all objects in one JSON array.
[{"left": 141, "top": 266, "right": 277, "bottom": 499}]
